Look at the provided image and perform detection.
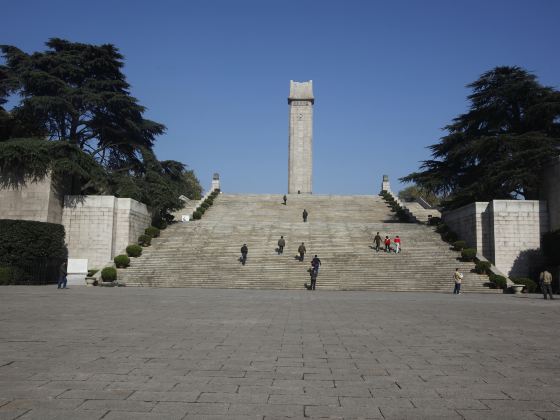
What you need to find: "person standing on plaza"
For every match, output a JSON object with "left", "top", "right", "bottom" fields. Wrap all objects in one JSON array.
[
  {"left": 240, "top": 244, "right": 248, "bottom": 266},
  {"left": 453, "top": 268, "right": 463, "bottom": 294},
  {"left": 298, "top": 242, "right": 306, "bottom": 262},
  {"left": 394, "top": 236, "right": 401, "bottom": 253},
  {"left": 384, "top": 236, "right": 391, "bottom": 253},
  {"left": 277, "top": 236, "right": 286, "bottom": 255},
  {"left": 57, "top": 260, "right": 68, "bottom": 289},
  {"left": 283, "top": 195, "right": 287, "bottom": 205},
  {"left": 302, "top": 209, "right": 308, "bottom": 222},
  {"left": 540, "top": 269, "right": 554, "bottom": 299},
  {"left": 309, "top": 267, "right": 317, "bottom": 290},
  {"left": 374, "top": 232, "right": 382, "bottom": 252}
]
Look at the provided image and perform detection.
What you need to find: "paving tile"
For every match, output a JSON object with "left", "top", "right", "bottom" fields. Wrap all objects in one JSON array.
[{"left": 1, "top": 288, "right": 560, "bottom": 418}]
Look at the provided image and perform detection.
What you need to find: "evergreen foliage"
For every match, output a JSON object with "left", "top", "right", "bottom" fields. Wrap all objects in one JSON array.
[
  {"left": 114, "top": 254, "right": 130, "bottom": 268},
  {"left": 145, "top": 226, "right": 160, "bottom": 238},
  {"left": 0, "top": 219, "right": 67, "bottom": 266},
  {"left": 0, "top": 39, "right": 202, "bottom": 218},
  {"left": 402, "top": 66, "right": 560, "bottom": 209},
  {"left": 126, "top": 244, "right": 142, "bottom": 258},
  {"left": 101, "top": 267, "right": 117, "bottom": 282},
  {"left": 461, "top": 248, "right": 477, "bottom": 261}
]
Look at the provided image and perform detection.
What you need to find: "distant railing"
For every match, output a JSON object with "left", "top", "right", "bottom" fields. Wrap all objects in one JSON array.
[{"left": 0, "top": 257, "right": 66, "bottom": 285}]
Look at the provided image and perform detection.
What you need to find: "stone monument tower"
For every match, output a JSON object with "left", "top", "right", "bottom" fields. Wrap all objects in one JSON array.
[{"left": 288, "top": 80, "right": 314, "bottom": 194}]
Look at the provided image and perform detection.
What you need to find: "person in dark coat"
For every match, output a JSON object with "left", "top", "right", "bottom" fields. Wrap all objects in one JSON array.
[
  {"left": 298, "top": 242, "right": 306, "bottom": 262},
  {"left": 277, "top": 236, "right": 286, "bottom": 255},
  {"left": 374, "top": 232, "right": 382, "bottom": 252},
  {"left": 302, "top": 209, "right": 308, "bottom": 222},
  {"left": 305, "top": 267, "right": 317, "bottom": 290},
  {"left": 57, "top": 260, "right": 68, "bottom": 289},
  {"left": 283, "top": 195, "right": 287, "bottom": 205},
  {"left": 240, "top": 244, "right": 248, "bottom": 265},
  {"left": 311, "top": 255, "right": 321, "bottom": 275}
]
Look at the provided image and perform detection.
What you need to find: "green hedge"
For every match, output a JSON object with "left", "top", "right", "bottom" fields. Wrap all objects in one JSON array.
[
  {"left": 114, "top": 254, "right": 130, "bottom": 268},
  {"left": 475, "top": 260, "right": 491, "bottom": 274},
  {"left": 192, "top": 210, "right": 202, "bottom": 220},
  {"left": 0, "top": 267, "right": 13, "bottom": 285},
  {"left": 511, "top": 277, "right": 538, "bottom": 293},
  {"left": 126, "top": 245, "right": 142, "bottom": 258},
  {"left": 145, "top": 226, "right": 160, "bottom": 238},
  {"left": 453, "top": 240, "right": 467, "bottom": 251},
  {"left": 101, "top": 267, "right": 117, "bottom": 282},
  {"left": 489, "top": 274, "right": 507, "bottom": 289},
  {"left": 0, "top": 219, "right": 67, "bottom": 266},
  {"left": 138, "top": 234, "right": 152, "bottom": 247},
  {"left": 201, "top": 202, "right": 210, "bottom": 209},
  {"left": 461, "top": 248, "right": 477, "bottom": 261}
]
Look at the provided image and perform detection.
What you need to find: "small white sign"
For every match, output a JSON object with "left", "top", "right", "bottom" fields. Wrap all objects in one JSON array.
[
  {"left": 181, "top": 215, "right": 190, "bottom": 222},
  {"left": 67, "top": 258, "right": 88, "bottom": 286}
]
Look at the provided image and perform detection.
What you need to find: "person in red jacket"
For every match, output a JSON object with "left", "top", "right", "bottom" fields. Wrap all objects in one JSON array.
[
  {"left": 384, "top": 236, "right": 391, "bottom": 253},
  {"left": 394, "top": 236, "right": 401, "bottom": 253}
]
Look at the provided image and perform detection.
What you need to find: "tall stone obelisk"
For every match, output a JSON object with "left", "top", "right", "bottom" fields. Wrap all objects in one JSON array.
[{"left": 288, "top": 80, "right": 314, "bottom": 194}]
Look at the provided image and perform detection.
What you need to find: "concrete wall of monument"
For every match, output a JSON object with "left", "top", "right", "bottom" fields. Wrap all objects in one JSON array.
[{"left": 0, "top": 177, "right": 151, "bottom": 269}]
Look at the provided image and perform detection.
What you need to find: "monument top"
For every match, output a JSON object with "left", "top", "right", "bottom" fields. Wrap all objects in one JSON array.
[{"left": 288, "top": 80, "right": 314, "bottom": 103}]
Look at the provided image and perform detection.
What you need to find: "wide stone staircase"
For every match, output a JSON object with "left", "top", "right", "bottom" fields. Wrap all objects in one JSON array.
[{"left": 118, "top": 194, "right": 494, "bottom": 292}]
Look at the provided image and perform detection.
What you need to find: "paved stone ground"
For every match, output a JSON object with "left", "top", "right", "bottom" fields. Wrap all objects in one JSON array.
[{"left": 0, "top": 287, "right": 559, "bottom": 420}]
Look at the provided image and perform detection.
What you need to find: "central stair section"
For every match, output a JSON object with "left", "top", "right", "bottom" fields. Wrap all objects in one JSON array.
[{"left": 119, "top": 194, "right": 491, "bottom": 292}]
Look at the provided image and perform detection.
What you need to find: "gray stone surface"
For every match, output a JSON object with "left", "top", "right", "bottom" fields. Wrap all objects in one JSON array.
[
  {"left": 288, "top": 80, "right": 313, "bottom": 194},
  {"left": 0, "top": 287, "right": 559, "bottom": 419}
]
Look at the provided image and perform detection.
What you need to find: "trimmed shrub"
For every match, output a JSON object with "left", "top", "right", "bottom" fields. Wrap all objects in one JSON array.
[
  {"left": 126, "top": 244, "right": 142, "bottom": 258},
  {"left": 138, "top": 234, "right": 152, "bottom": 247},
  {"left": 205, "top": 198, "right": 213, "bottom": 205},
  {"left": 442, "top": 230, "right": 458, "bottom": 243},
  {"left": 87, "top": 269, "right": 99, "bottom": 277},
  {"left": 428, "top": 216, "right": 441, "bottom": 226},
  {"left": 101, "top": 267, "right": 117, "bottom": 282},
  {"left": 198, "top": 206, "right": 206, "bottom": 214},
  {"left": 489, "top": 274, "right": 507, "bottom": 289},
  {"left": 201, "top": 202, "right": 210, "bottom": 209},
  {"left": 461, "top": 248, "right": 477, "bottom": 261},
  {"left": 511, "top": 277, "right": 538, "bottom": 293},
  {"left": 453, "top": 240, "right": 467, "bottom": 251},
  {"left": 114, "top": 254, "right": 130, "bottom": 268},
  {"left": 0, "top": 267, "right": 13, "bottom": 285},
  {"left": 192, "top": 210, "right": 202, "bottom": 220},
  {"left": 151, "top": 217, "right": 168, "bottom": 230},
  {"left": 145, "top": 226, "right": 160, "bottom": 238},
  {"left": 475, "top": 260, "right": 491, "bottom": 274}
]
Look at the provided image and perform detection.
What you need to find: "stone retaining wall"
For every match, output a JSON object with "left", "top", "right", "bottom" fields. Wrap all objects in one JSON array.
[
  {"left": 443, "top": 200, "right": 548, "bottom": 277},
  {"left": 62, "top": 196, "right": 151, "bottom": 269}
]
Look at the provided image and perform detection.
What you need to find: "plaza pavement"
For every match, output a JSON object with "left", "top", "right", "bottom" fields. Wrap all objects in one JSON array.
[{"left": 0, "top": 286, "right": 559, "bottom": 420}]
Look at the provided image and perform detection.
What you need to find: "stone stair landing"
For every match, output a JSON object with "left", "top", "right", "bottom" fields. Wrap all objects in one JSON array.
[{"left": 118, "top": 194, "right": 494, "bottom": 292}]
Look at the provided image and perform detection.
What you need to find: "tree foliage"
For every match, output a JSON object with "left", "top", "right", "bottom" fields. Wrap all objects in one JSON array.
[
  {"left": 401, "top": 66, "right": 560, "bottom": 209},
  {"left": 0, "top": 39, "right": 164, "bottom": 169},
  {"left": 397, "top": 184, "right": 440, "bottom": 207},
  {"left": 0, "top": 39, "right": 202, "bottom": 218}
]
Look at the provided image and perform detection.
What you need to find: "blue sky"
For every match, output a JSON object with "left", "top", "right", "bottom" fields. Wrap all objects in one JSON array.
[{"left": 2, "top": 0, "right": 559, "bottom": 194}]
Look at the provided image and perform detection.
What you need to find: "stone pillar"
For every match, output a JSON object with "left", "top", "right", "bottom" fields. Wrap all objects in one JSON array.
[
  {"left": 381, "top": 175, "right": 391, "bottom": 192},
  {"left": 288, "top": 80, "right": 314, "bottom": 194},
  {"left": 212, "top": 173, "right": 220, "bottom": 191}
]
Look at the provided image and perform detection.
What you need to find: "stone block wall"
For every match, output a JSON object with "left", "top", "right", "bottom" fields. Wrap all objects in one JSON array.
[
  {"left": 0, "top": 175, "right": 63, "bottom": 223},
  {"left": 490, "top": 200, "right": 548, "bottom": 278},
  {"left": 62, "top": 196, "right": 151, "bottom": 269},
  {"left": 443, "top": 202, "right": 493, "bottom": 260},
  {"left": 443, "top": 200, "right": 548, "bottom": 277}
]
